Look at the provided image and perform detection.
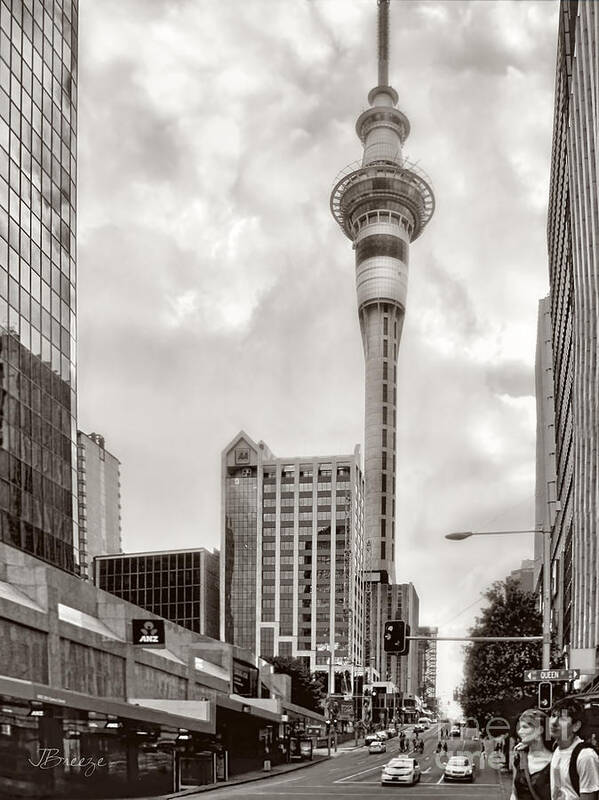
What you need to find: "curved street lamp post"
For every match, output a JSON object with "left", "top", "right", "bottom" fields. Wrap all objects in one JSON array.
[{"left": 445, "top": 529, "right": 551, "bottom": 670}]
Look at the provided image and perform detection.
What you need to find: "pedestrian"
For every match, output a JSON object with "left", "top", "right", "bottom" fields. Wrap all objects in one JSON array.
[
  {"left": 549, "top": 697, "right": 599, "bottom": 799},
  {"left": 509, "top": 709, "right": 552, "bottom": 800},
  {"left": 442, "top": 742, "right": 447, "bottom": 753}
]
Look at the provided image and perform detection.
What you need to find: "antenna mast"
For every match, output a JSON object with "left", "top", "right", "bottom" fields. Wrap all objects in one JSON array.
[{"left": 377, "top": 0, "right": 390, "bottom": 86}]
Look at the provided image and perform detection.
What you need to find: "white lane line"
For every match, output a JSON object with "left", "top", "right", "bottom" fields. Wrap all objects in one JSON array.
[{"left": 334, "top": 763, "right": 385, "bottom": 783}]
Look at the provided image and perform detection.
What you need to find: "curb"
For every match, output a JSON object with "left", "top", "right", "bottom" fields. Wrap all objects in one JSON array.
[{"left": 158, "top": 754, "right": 330, "bottom": 799}]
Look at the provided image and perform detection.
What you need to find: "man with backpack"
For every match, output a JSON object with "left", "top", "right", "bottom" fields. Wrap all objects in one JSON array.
[{"left": 549, "top": 697, "right": 599, "bottom": 799}]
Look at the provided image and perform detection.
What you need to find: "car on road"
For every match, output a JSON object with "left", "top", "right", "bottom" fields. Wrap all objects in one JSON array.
[
  {"left": 443, "top": 755, "right": 475, "bottom": 782},
  {"left": 413, "top": 724, "right": 423, "bottom": 734},
  {"left": 369, "top": 739, "right": 387, "bottom": 754},
  {"left": 376, "top": 731, "right": 389, "bottom": 741},
  {"left": 386, "top": 728, "right": 397, "bottom": 738},
  {"left": 381, "top": 757, "right": 421, "bottom": 786},
  {"left": 365, "top": 734, "right": 379, "bottom": 745},
  {"left": 450, "top": 725, "right": 461, "bottom": 737}
]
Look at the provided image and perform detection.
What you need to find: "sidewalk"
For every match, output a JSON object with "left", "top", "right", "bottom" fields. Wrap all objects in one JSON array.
[{"left": 129, "top": 750, "right": 335, "bottom": 800}]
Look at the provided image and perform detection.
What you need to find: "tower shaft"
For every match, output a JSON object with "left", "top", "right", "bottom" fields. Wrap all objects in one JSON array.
[{"left": 331, "top": 1, "right": 434, "bottom": 587}]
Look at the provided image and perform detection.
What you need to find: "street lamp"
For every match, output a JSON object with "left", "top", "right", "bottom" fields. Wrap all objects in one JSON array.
[{"left": 445, "top": 528, "right": 551, "bottom": 670}]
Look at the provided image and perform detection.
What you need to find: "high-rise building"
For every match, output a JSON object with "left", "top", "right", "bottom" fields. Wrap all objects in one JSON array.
[
  {"left": 221, "top": 431, "right": 364, "bottom": 690},
  {"left": 77, "top": 431, "right": 121, "bottom": 577},
  {"left": 94, "top": 547, "right": 220, "bottom": 638},
  {"left": 508, "top": 559, "right": 535, "bottom": 594},
  {"left": 416, "top": 625, "right": 438, "bottom": 709},
  {"left": 534, "top": 296, "right": 558, "bottom": 592},
  {"left": 330, "top": 0, "right": 434, "bottom": 583},
  {"left": 544, "top": 0, "right": 598, "bottom": 658},
  {"left": 0, "top": 0, "right": 79, "bottom": 572},
  {"left": 365, "top": 581, "right": 419, "bottom": 697}
]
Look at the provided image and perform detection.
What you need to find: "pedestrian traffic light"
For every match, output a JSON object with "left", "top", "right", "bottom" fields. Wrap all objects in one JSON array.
[
  {"left": 383, "top": 620, "right": 410, "bottom": 654},
  {"left": 538, "top": 682, "right": 552, "bottom": 710}
]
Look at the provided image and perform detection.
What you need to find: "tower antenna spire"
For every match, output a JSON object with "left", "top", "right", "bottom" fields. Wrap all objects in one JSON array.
[{"left": 377, "top": 0, "right": 390, "bottom": 87}]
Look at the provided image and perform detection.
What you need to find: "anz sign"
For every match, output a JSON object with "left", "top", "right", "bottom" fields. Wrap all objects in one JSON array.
[{"left": 132, "top": 619, "right": 165, "bottom": 646}]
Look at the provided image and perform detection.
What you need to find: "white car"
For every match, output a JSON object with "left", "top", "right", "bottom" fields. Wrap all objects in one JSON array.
[
  {"left": 443, "top": 755, "right": 475, "bottom": 782},
  {"left": 450, "top": 725, "right": 461, "bottom": 738},
  {"left": 381, "top": 757, "right": 421, "bottom": 786},
  {"left": 369, "top": 739, "right": 387, "bottom": 754},
  {"left": 376, "top": 730, "right": 389, "bottom": 740}
]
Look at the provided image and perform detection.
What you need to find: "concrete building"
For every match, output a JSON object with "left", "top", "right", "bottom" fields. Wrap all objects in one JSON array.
[
  {"left": 77, "top": 431, "right": 122, "bottom": 578},
  {"left": 365, "top": 582, "right": 419, "bottom": 700},
  {"left": 330, "top": 0, "right": 434, "bottom": 584},
  {"left": 509, "top": 559, "right": 535, "bottom": 594},
  {"left": 0, "top": 541, "right": 324, "bottom": 798},
  {"left": 543, "top": 0, "right": 598, "bottom": 670},
  {"left": 221, "top": 431, "right": 364, "bottom": 691},
  {"left": 0, "top": 0, "right": 80, "bottom": 572},
  {"left": 94, "top": 547, "right": 220, "bottom": 639},
  {"left": 534, "top": 296, "right": 558, "bottom": 592}
]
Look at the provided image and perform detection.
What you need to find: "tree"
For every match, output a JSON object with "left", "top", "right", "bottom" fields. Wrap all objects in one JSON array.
[
  {"left": 459, "top": 578, "right": 543, "bottom": 732},
  {"left": 265, "top": 656, "right": 326, "bottom": 713}
]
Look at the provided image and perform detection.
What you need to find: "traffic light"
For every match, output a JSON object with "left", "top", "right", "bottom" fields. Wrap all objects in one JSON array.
[
  {"left": 383, "top": 620, "right": 410, "bottom": 654},
  {"left": 538, "top": 682, "right": 552, "bottom": 710}
]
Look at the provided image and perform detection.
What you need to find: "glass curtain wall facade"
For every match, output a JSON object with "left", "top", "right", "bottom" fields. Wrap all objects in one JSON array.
[
  {"left": 223, "top": 454, "right": 258, "bottom": 652},
  {"left": 0, "top": 0, "right": 78, "bottom": 572},
  {"left": 95, "top": 548, "right": 220, "bottom": 638}
]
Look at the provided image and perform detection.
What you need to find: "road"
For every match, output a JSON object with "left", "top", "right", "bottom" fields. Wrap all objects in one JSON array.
[{"left": 182, "top": 726, "right": 510, "bottom": 800}]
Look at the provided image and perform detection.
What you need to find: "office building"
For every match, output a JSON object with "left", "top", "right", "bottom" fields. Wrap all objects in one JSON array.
[
  {"left": 365, "top": 581, "right": 419, "bottom": 698},
  {"left": 77, "top": 431, "right": 121, "bottom": 577},
  {"left": 0, "top": 0, "right": 79, "bottom": 572},
  {"left": 508, "top": 559, "right": 535, "bottom": 594},
  {"left": 544, "top": 0, "right": 598, "bottom": 660},
  {"left": 221, "top": 431, "right": 364, "bottom": 690},
  {"left": 416, "top": 625, "right": 438, "bottom": 709},
  {"left": 95, "top": 547, "right": 219, "bottom": 638},
  {"left": 1, "top": 541, "right": 322, "bottom": 799},
  {"left": 330, "top": 0, "right": 434, "bottom": 583},
  {"left": 534, "top": 296, "right": 558, "bottom": 592}
]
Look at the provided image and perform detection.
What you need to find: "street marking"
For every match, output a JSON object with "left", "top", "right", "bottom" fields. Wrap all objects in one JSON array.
[{"left": 334, "top": 762, "right": 384, "bottom": 782}]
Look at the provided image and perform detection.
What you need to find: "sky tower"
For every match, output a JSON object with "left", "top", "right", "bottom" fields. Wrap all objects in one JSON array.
[{"left": 331, "top": 0, "right": 434, "bottom": 585}]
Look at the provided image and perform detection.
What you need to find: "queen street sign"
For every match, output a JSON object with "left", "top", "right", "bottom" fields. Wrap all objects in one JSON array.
[{"left": 523, "top": 669, "right": 580, "bottom": 682}]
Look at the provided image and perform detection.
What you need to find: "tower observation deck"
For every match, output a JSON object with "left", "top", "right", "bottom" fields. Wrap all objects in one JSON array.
[{"left": 330, "top": 0, "right": 434, "bottom": 584}]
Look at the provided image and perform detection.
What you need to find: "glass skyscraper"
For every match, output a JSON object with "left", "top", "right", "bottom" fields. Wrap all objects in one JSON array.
[{"left": 0, "top": 0, "right": 79, "bottom": 572}]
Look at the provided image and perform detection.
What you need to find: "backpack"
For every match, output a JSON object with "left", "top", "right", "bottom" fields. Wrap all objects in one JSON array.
[{"left": 568, "top": 742, "right": 597, "bottom": 795}]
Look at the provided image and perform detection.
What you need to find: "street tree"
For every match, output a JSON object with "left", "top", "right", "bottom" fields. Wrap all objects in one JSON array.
[
  {"left": 265, "top": 656, "right": 326, "bottom": 712},
  {"left": 459, "top": 577, "right": 544, "bottom": 731}
]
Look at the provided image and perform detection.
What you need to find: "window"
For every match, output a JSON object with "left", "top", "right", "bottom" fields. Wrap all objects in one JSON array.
[
  {"left": 381, "top": 541, "right": 386, "bottom": 560},
  {"left": 383, "top": 316, "right": 388, "bottom": 335}
]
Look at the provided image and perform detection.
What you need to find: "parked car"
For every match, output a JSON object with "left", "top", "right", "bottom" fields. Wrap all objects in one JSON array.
[
  {"left": 369, "top": 739, "right": 387, "bottom": 754},
  {"left": 376, "top": 731, "right": 389, "bottom": 741},
  {"left": 444, "top": 755, "right": 475, "bottom": 782},
  {"left": 386, "top": 728, "right": 397, "bottom": 738},
  {"left": 365, "top": 734, "right": 379, "bottom": 745},
  {"left": 381, "top": 757, "right": 421, "bottom": 786}
]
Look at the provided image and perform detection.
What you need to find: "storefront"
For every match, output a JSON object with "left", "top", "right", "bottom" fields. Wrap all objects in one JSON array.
[{"left": 0, "top": 678, "right": 216, "bottom": 799}]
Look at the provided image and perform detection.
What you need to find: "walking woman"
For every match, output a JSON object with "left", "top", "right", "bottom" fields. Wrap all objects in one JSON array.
[{"left": 510, "top": 709, "right": 552, "bottom": 800}]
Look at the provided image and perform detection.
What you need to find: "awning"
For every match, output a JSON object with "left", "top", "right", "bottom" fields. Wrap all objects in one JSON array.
[{"left": 0, "top": 675, "right": 214, "bottom": 734}]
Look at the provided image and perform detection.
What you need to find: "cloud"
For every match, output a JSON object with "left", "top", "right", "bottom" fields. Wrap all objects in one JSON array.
[{"left": 76, "top": 0, "right": 560, "bottom": 700}]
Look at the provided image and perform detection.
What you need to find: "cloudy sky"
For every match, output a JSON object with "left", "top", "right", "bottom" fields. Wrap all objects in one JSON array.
[{"left": 76, "top": 0, "right": 560, "bottom": 704}]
